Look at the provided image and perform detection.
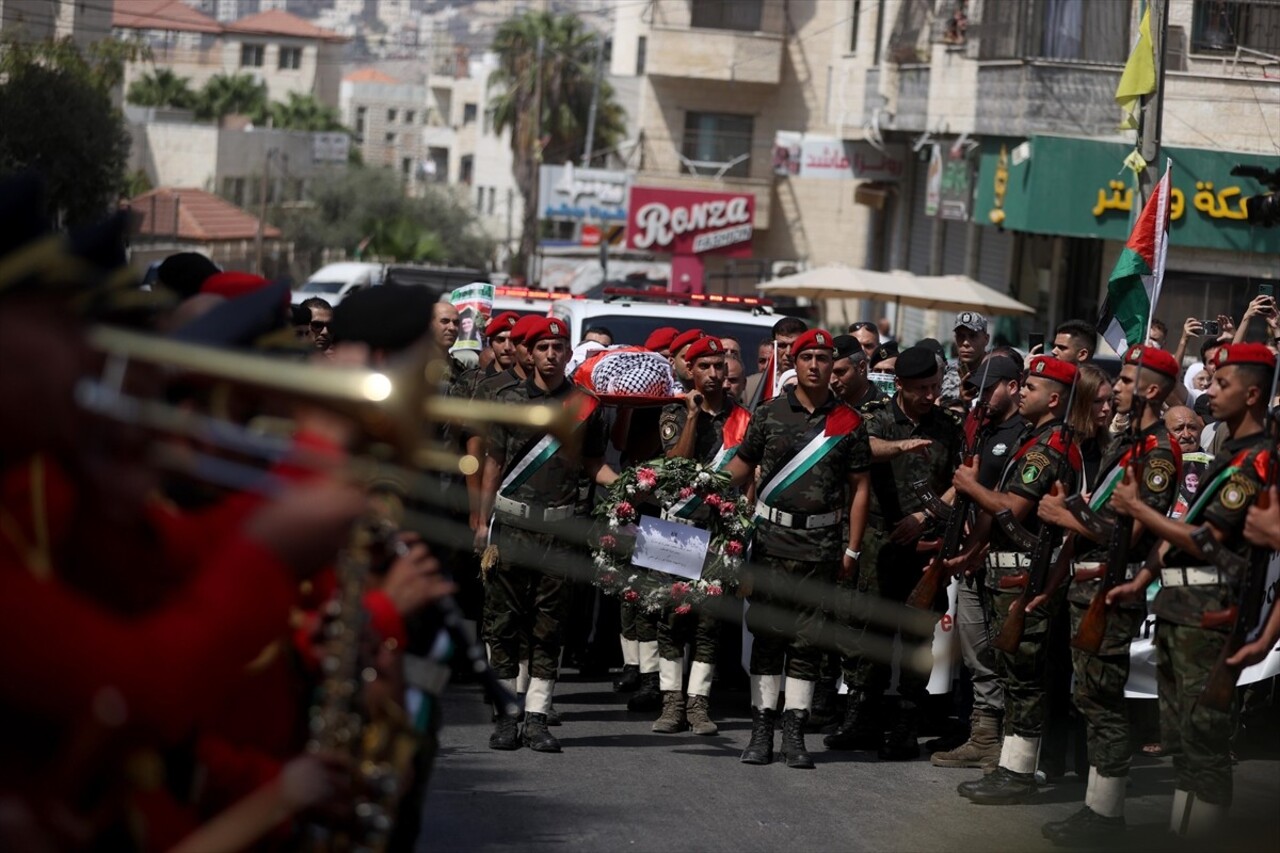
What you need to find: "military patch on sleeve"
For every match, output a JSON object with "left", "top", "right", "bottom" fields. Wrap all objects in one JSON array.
[
  {"left": 1144, "top": 458, "right": 1175, "bottom": 494},
  {"left": 1021, "top": 451, "right": 1051, "bottom": 485},
  {"left": 1219, "top": 475, "right": 1258, "bottom": 511},
  {"left": 660, "top": 418, "right": 679, "bottom": 443}
]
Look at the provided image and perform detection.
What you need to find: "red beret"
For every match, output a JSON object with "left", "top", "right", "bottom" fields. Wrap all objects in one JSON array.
[
  {"left": 1028, "top": 355, "right": 1078, "bottom": 386},
  {"left": 1216, "top": 342, "right": 1277, "bottom": 371},
  {"left": 201, "top": 271, "right": 270, "bottom": 299},
  {"left": 684, "top": 336, "right": 725, "bottom": 363},
  {"left": 486, "top": 311, "right": 519, "bottom": 338},
  {"left": 1123, "top": 344, "right": 1179, "bottom": 379},
  {"left": 791, "top": 328, "right": 836, "bottom": 354},
  {"left": 523, "top": 316, "right": 570, "bottom": 347},
  {"left": 669, "top": 329, "right": 706, "bottom": 355},
  {"left": 644, "top": 326, "right": 678, "bottom": 352},
  {"left": 510, "top": 314, "right": 542, "bottom": 345}
]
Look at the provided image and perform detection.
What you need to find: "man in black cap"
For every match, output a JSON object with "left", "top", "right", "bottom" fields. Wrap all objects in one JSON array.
[
  {"left": 942, "top": 311, "right": 990, "bottom": 401},
  {"left": 831, "top": 334, "right": 887, "bottom": 412},
  {"left": 931, "top": 353, "right": 1024, "bottom": 771},
  {"left": 826, "top": 345, "right": 963, "bottom": 759},
  {"left": 871, "top": 341, "right": 899, "bottom": 373}
]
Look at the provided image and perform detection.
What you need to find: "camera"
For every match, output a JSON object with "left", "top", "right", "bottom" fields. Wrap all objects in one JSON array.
[
  {"left": 1230, "top": 164, "right": 1280, "bottom": 227},
  {"left": 1202, "top": 320, "right": 1220, "bottom": 337}
]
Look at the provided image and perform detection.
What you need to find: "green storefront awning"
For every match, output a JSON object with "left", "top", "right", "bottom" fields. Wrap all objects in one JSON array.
[{"left": 973, "top": 135, "right": 1280, "bottom": 254}]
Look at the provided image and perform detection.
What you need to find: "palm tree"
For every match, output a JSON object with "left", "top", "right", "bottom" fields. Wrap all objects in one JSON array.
[
  {"left": 489, "top": 11, "right": 626, "bottom": 269},
  {"left": 367, "top": 216, "right": 445, "bottom": 263},
  {"left": 126, "top": 68, "right": 196, "bottom": 109},
  {"left": 267, "top": 92, "right": 345, "bottom": 132},
  {"left": 195, "top": 72, "right": 268, "bottom": 123}
]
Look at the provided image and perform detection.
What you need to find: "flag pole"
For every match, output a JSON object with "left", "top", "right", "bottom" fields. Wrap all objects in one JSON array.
[
  {"left": 1137, "top": 0, "right": 1171, "bottom": 206},
  {"left": 1144, "top": 157, "right": 1173, "bottom": 344}
]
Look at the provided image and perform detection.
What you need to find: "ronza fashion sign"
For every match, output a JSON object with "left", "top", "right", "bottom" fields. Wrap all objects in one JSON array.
[{"left": 626, "top": 187, "right": 754, "bottom": 256}]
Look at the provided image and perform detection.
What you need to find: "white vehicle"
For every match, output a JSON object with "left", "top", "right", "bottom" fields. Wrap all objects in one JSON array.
[{"left": 291, "top": 262, "right": 384, "bottom": 306}]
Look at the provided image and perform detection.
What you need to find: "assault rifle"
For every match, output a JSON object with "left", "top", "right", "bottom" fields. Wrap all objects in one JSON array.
[
  {"left": 1197, "top": 407, "right": 1280, "bottom": 713},
  {"left": 906, "top": 357, "right": 995, "bottom": 611},
  {"left": 993, "top": 374, "right": 1079, "bottom": 654},
  {"left": 1073, "top": 347, "right": 1154, "bottom": 653}
]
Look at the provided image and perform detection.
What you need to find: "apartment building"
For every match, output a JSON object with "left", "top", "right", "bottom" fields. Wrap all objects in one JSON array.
[{"left": 0, "top": 0, "right": 113, "bottom": 48}]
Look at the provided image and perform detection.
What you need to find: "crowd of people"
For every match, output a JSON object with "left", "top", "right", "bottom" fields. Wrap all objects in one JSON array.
[{"left": 2, "top": 171, "right": 1278, "bottom": 850}]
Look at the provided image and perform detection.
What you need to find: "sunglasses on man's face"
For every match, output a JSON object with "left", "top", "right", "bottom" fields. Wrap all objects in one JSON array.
[
  {"left": 310, "top": 320, "right": 330, "bottom": 332},
  {"left": 850, "top": 322, "right": 877, "bottom": 333}
]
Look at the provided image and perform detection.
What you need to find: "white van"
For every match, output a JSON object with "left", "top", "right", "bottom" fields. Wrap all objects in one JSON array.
[{"left": 291, "top": 262, "right": 384, "bottom": 306}]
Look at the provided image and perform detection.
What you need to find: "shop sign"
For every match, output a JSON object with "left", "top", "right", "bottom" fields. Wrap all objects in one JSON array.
[
  {"left": 773, "top": 132, "right": 906, "bottom": 181},
  {"left": 626, "top": 187, "right": 754, "bottom": 256},
  {"left": 973, "top": 135, "right": 1280, "bottom": 254},
  {"left": 925, "top": 144, "right": 942, "bottom": 216},
  {"left": 939, "top": 150, "right": 973, "bottom": 221},
  {"left": 538, "top": 162, "right": 631, "bottom": 222}
]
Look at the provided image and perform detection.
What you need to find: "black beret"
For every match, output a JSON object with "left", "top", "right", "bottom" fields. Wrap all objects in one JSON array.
[
  {"left": 331, "top": 285, "right": 435, "bottom": 353},
  {"left": 291, "top": 304, "right": 312, "bottom": 326},
  {"left": 832, "top": 334, "right": 863, "bottom": 362},
  {"left": 157, "top": 252, "right": 221, "bottom": 300},
  {"left": 172, "top": 279, "right": 291, "bottom": 348},
  {"left": 965, "top": 355, "right": 1023, "bottom": 390},
  {"left": 896, "top": 345, "right": 939, "bottom": 380},
  {"left": 915, "top": 337, "right": 946, "bottom": 360},
  {"left": 873, "top": 340, "right": 900, "bottom": 364}
]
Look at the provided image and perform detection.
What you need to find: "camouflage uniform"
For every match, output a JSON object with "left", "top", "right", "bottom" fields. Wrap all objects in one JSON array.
[
  {"left": 1068, "top": 422, "right": 1180, "bottom": 779},
  {"left": 843, "top": 397, "right": 962, "bottom": 698},
  {"left": 1152, "top": 432, "right": 1269, "bottom": 808},
  {"left": 737, "top": 389, "right": 871, "bottom": 681},
  {"left": 482, "top": 378, "right": 606, "bottom": 682}
]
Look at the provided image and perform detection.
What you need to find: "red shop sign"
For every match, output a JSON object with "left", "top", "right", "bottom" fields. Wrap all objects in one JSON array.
[{"left": 625, "top": 187, "right": 754, "bottom": 255}]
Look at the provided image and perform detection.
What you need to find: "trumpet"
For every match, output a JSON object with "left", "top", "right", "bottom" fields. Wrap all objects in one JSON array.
[{"left": 79, "top": 325, "right": 570, "bottom": 477}]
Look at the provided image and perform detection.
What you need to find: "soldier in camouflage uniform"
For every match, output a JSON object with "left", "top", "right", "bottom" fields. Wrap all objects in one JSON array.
[
  {"left": 1106, "top": 343, "right": 1276, "bottom": 837},
  {"left": 476, "top": 317, "right": 616, "bottom": 753},
  {"left": 950, "top": 355, "right": 1080, "bottom": 804},
  {"left": 726, "top": 328, "right": 871, "bottom": 769},
  {"left": 941, "top": 311, "right": 990, "bottom": 402},
  {"left": 651, "top": 336, "right": 750, "bottom": 736},
  {"left": 824, "top": 346, "right": 963, "bottom": 759},
  {"left": 451, "top": 311, "right": 520, "bottom": 404},
  {"left": 1034, "top": 345, "right": 1181, "bottom": 843}
]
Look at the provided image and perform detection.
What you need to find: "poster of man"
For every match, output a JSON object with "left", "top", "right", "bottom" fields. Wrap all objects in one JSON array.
[{"left": 450, "top": 282, "right": 494, "bottom": 351}]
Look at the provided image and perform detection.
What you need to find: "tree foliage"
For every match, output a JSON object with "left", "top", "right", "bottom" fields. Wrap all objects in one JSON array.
[
  {"left": 127, "top": 68, "right": 197, "bottom": 109},
  {"left": 488, "top": 11, "right": 627, "bottom": 268},
  {"left": 277, "top": 167, "right": 494, "bottom": 272},
  {"left": 267, "top": 92, "right": 346, "bottom": 132},
  {"left": 0, "top": 37, "right": 132, "bottom": 225},
  {"left": 195, "top": 72, "right": 269, "bottom": 122}
]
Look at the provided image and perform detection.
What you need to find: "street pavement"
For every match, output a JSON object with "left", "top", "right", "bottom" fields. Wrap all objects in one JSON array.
[{"left": 420, "top": 674, "right": 1279, "bottom": 852}]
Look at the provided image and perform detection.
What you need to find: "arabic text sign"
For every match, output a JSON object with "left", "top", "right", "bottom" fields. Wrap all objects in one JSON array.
[
  {"left": 773, "top": 132, "right": 906, "bottom": 181},
  {"left": 1091, "top": 178, "right": 1255, "bottom": 223},
  {"left": 631, "top": 515, "right": 711, "bottom": 581},
  {"left": 538, "top": 163, "right": 632, "bottom": 222},
  {"left": 625, "top": 187, "right": 755, "bottom": 256}
]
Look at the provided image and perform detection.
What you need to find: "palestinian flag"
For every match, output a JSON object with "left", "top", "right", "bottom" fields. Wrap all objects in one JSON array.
[{"left": 1098, "top": 162, "right": 1171, "bottom": 354}]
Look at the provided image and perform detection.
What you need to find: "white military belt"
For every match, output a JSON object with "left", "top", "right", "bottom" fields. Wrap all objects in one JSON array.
[
  {"left": 986, "top": 551, "right": 1034, "bottom": 569},
  {"left": 754, "top": 501, "right": 841, "bottom": 530},
  {"left": 1071, "top": 561, "right": 1141, "bottom": 579},
  {"left": 494, "top": 494, "right": 575, "bottom": 523},
  {"left": 1160, "top": 566, "right": 1227, "bottom": 587}
]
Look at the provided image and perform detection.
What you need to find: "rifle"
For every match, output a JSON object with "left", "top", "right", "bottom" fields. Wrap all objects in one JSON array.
[
  {"left": 992, "top": 375, "right": 1080, "bottom": 654},
  {"left": 1197, "top": 411, "right": 1280, "bottom": 713},
  {"left": 1072, "top": 347, "right": 1154, "bottom": 654},
  {"left": 905, "top": 356, "right": 995, "bottom": 611}
]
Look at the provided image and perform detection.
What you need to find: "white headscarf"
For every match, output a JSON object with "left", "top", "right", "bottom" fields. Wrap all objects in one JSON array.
[{"left": 1183, "top": 362, "right": 1206, "bottom": 402}]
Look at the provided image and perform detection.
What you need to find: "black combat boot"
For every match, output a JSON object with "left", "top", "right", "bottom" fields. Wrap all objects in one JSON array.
[
  {"left": 613, "top": 663, "right": 641, "bottom": 692},
  {"left": 521, "top": 712, "right": 562, "bottom": 753},
  {"left": 959, "top": 766, "right": 1037, "bottom": 804},
  {"left": 808, "top": 679, "right": 838, "bottom": 731},
  {"left": 780, "top": 709, "right": 815, "bottom": 769},
  {"left": 489, "top": 714, "right": 520, "bottom": 750},
  {"left": 823, "top": 691, "right": 881, "bottom": 750},
  {"left": 1041, "top": 806, "right": 1125, "bottom": 845},
  {"left": 878, "top": 699, "right": 921, "bottom": 761},
  {"left": 626, "top": 671, "right": 661, "bottom": 712},
  {"left": 739, "top": 707, "right": 777, "bottom": 765}
]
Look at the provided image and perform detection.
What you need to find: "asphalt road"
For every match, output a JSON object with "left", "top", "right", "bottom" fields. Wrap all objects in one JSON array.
[{"left": 419, "top": 674, "right": 1279, "bottom": 853}]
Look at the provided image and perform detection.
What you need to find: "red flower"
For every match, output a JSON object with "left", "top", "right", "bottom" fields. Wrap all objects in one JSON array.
[
  {"left": 719, "top": 501, "right": 736, "bottom": 517},
  {"left": 636, "top": 468, "right": 658, "bottom": 489},
  {"left": 599, "top": 534, "right": 618, "bottom": 550},
  {"left": 601, "top": 573, "right": 617, "bottom": 585},
  {"left": 623, "top": 590, "right": 639, "bottom": 602},
  {"left": 615, "top": 501, "right": 635, "bottom": 522},
  {"left": 675, "top": 604, "right": 692, "bottom": 616},
  {"left": 670, "top": 581, "right": 692, "bottom": 600},
  {"left": 678, "top": 486, "right": 696, "bottom": 499},
  {"left": 704, "top": 493, "right": 722, "bottom": 508},
  {"left": 725, "top": 540, "right": 744, "bottom": 557},
  {"left": 705, "top": 585, "right": 723, "bottom": 597}
]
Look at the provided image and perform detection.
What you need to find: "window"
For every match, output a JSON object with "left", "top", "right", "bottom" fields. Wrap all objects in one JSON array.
[
  {"left": 488, "top": 187, "right": 496, "bottom": 215},
  {"left": 849, "top": 0, "right": 862, "bottom": 52},
  {"left": 355, "top": 106, "right": 366, "bottom": 133},
  {"left": 636, "top": 35, "right": 647, "bottom": 74},
  {"left": 403, "top": 157, "right": 413, "bottom": 176},
  {"left": 387, "top": 108, "right": 397, "bottom": 123},
  {"left": 278, "top": 46, "right": 302, "bottom": 69},
  {"left": 476, "top": 185, "right": 485, "bottom": 210},
  {"left": 681, "top": 112, "right": 753, "bottom": 178},
  {"left": 463, "top": 102, "right": 478, "bottom": 124},
  {"left": 976, "top": 0, "right": 1129, "bottom": 63},
  {"left": 1192, "top": 1, "right": 1280, "bottom": 54},
  {"left": 240, "top": 43, "right": 264, "bottom": 67},
  {"left": 385, "top": 131, "right": 396, "bottom": 144},
  {"left": 405, "top": 109, "right": 415, "bottom": 124},
  {"left": 460, "top": 155, "right": 474, "bottom": 186},
  {"left": 690, "top": 0, "right": 763, "bottom": 31}
]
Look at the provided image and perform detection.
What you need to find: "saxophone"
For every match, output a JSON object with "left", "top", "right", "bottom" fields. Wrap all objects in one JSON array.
[{"left": 304, "top": 517, "right": 417, "bottom": 852}]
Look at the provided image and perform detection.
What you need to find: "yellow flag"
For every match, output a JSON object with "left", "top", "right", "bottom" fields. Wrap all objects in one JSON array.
[{"left": 1115, "top": 9, "right": 1156, "bottom": 130}]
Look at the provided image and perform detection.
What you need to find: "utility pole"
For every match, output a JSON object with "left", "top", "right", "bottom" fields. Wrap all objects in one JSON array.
[
  {"left": 255, "top": 149, "right": 274, "bottom": 276},
  {"left": 527, "top": 33, "right": 545, "bottom": 284},
  {"left": 1137, "top": 0, "right": 1170, "bottom": 205},
  {"left": 581, "top": 34, "right": 604, "bottom": 167}
]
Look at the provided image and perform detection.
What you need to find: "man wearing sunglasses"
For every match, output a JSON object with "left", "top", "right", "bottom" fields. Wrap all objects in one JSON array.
[
  {"left": 300, "top": 296, "right": 333, "bottom": 353},
  {"left": 848, "top": 321, "right": 880, "bottom": 362}
]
